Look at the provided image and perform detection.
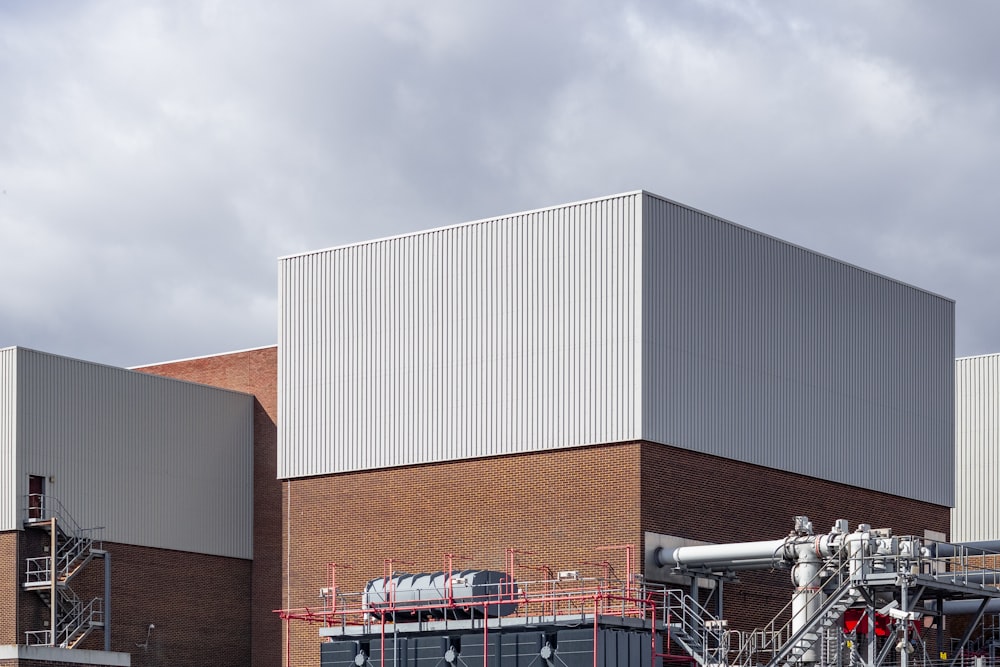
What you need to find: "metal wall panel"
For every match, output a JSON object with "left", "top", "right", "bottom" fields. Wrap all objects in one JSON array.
[
  {"left": 12, "top": 348, "right": 253, "bottom": 558},
  {"left": 641, "top": 192, "right": 955, "bottom": 506},
  {"left": 278, "top": 193, "right": 643, "bottom": 478},
  {"left": 953, "top": 354, "right": 1000, "bottom": 540},
  {"left": 279, "top": 190, "right": 954, "bottom": 506},
  {"left": 0, "top": 348, "right": 16, "bottom": 532}
]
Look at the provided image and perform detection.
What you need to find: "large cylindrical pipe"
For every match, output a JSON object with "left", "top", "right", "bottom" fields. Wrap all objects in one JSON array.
[
  {"left": 926, "top": 598, "right": 1000, "bottom": 615},
  {"left": 656, "top": 539, "right": 786, "bottom": 568},
  {"left": 928, "top": 541, "right": 1000, "bottom": 558},
  {"left": 790, "top": 541, "right": 824, "bottom": 665}
]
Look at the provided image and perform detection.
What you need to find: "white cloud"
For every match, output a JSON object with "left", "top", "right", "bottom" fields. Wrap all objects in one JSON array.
[{"left": 0, "top": 0, "right": 999, "bottom": 364}]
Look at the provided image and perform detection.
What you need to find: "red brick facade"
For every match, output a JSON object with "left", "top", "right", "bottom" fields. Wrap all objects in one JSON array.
[
  {"left": 283, "top": 443, "right": 642, "bottom": 667},
  {"left": 639, "top": 442, "right": 950, "bottom": 629},
  {"left": 84, "top": 542, "right": 250, "bottom": 666},
  {"left": 0, "top": 532, "right": 17, "bottom": 646},
  {"left": 281, "top": 441, "right": 950, "bottom": 667},
  {"left": 128, "top": 345, "right": 951, "bottom": 667},
  {"left": 4, "top": 533, "right": 250, "bottom": 667},
  {"left": 134, "top": 346, "right": 281, "bottom": 667}
]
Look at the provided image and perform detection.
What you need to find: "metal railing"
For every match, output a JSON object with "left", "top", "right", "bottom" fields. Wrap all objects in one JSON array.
[
  {"left": 728, "top": 554, "right": 852, "bottom": 667},
  {"left": 657, "top": 587, "right": 729, "bottom": 666},
  {"left": 24, "top": 494, "right": 103, "bottom": 546},
  {"left": 21, "top": 493, "right": 105, "bottom": 649},
  {"left": 57, "top": 595, "right": 103, "bottom": 648}
]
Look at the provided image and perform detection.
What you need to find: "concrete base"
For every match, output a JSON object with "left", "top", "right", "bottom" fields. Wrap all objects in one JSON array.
[{"left": 0, "top": 645, "right": 130, "bottom": 666}]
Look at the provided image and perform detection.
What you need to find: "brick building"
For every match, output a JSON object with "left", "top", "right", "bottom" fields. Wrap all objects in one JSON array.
[
  {"left": 0, "top": 190, "right": 960, "bottom": 667},
  {"left": 0, "top": 347, "right": 255, "bottom": 667},
  {"left": 273, "top": 191, "right": 955, "bottom": 666}
]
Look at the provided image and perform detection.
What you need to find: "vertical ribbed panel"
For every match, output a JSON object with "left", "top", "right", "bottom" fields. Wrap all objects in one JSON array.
[
  {"left": 953, "top": 354, "right": 1000, "bottom": 540},
  {"left": 279, "top": 190, "right": 954, "bottom": 506},
  {"left": 279, "top": 193, "right": 643, "bottom": 478},
  {"left": 15, "top": 348, "right": 254, "bottom": 558},
  {"left": 641, "top": 193, "right": 955, "bottom": 506},
  {"left": 0, "top": 348, "right": 16, "bottom": 531}
]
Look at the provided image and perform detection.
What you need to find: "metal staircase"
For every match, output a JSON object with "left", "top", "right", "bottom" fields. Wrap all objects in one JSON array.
[
  {"left": 764, "top": 579, "right": 862, "bottom": 667},
  {"left": 726, "top": 557, "right": 858, "bottom": 667},
  {"left": 661, "top": 588, "right": 729, "bottom": 667},
  {"left": 22, "top": 494, "right": 107, "bottom": 649}
]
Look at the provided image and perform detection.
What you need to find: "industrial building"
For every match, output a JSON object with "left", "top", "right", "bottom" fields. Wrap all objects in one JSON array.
[
  {"left": 272, "top": 191, "right": 958, "bottom": 667},
  {"left": 0, "top": 190, "right": 992, "bottom": 667},
  {"left": 0, "top": 347, "right": 256, "bottom": 667}
]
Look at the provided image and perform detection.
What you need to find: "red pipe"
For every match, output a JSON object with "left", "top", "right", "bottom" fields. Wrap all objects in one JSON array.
[
  {"left": 593, "top": 593, "right": 601, "bottom": 667},
  {"left": 284, "top": 616, "right": 290, "bottom": 667},
  {"left": 596, "top": 544, "right": 634, "bottom": 599},
  {"left": 483, "top": 601, "right": 489, "bottom": 667}
]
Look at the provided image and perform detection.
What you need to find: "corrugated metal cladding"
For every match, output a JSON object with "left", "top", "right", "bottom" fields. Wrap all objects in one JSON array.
[
  {"left": 279, "top": 192, "right": 643, "bottom": 478},
  {"left": 952, "top": 354, "right": 1000, "bottom": 541},
  {"left": 279, "top": 190, "right": 954, "bottom": 506},
  {"left": 9, "top": 348, "right": 254, "bottom": 558},
  {"left": 641, "top": 193, "right": 954, "bottom": 507},
  {"left": 0, "top": 348, "right": 16, "bottom": 532}
]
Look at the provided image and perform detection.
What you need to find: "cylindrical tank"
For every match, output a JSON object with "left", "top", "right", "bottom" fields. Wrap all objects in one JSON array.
[{"left": 363, "top": 570, "right": 518, "bottom": 620}]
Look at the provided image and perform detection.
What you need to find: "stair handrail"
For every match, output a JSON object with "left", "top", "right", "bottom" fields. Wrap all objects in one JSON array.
[
  {"left": 25, "top": 493, "right": 77, "bottom": 531},
  {"left": 728, "top": 553, "right": 852, "bottom": 667},
  {"left": 764, "top": 575, "right": 860, "bottom": 667},
  {"left": 659, "top": 587, "right": 729, "bottom": 665},
  {"left": 24, "top": 629, "right": 51, "bottom": 645},
  {"left": 25, "top": 555, "right": 52, "bottom": 584},
  {"left": 55, "top": 588, "right": 103, "bottom": 648},
  {"left": 56, "top": 528, "right": 102, "bottom": 580},
  {"left": 22, "top": 493, "right": 107, "bottom": 650}
]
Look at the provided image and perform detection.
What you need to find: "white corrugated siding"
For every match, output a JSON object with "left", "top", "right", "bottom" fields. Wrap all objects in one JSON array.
[
  {"left": 0, "top": 347, "right": 16, "bottom": 532},
  {"left": 641, "top": 193, "right": 954, "bottom": 506},
  {"left": 953, "top": 354, "right": 1000, "bottom": 540},
  {"left": 279, "top": 190, "right": 954, "bottom": 506},
  {"left": 14, "top": 348, "right": 253, "bottom": 558},
  {"left": 279, "top": 193, "right": 643, "bottom": 478}
]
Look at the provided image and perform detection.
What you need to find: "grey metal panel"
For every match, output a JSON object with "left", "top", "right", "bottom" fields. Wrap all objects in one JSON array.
[
  {"left": 640, "top": 192, "right": 954, "bottom": 506},
  {"left": 278, "top": 192, "right": 644, "bottom": 479},
  {"left": 0, "top": 347, "right": 16, "bottom": 531},
  {"left": 279, "top": 190, "right": 954, "bottom": 506},
  {"left": 16, "top": 348, "right": 253, "bottom": 558},
  {"left": 953, "top": 354, "right": 1000, "bottom": 541}
]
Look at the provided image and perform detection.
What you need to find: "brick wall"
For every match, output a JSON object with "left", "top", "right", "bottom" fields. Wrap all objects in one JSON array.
[
  {"left": 0, "top": 532, "right": 17, "bottom": 645},
  {"left": 284, "top": 443, "right": 643, "bottom": 667},
  {"left": 11, "top": 537, "right": 250, "bottom": 667},
  {"left": 640, "top": 442, "right": 951, "bottom": 630},
  {"left": 130, "top": 345, "right": 953, "bottom": 667},
  {"left": 284, "top": 441, "right": 950, "bottom": 667},
  {"left": 134, "top": 346, "right": 281, "bottom": 667}
]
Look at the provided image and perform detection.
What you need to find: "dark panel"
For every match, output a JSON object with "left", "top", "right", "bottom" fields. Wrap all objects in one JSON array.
[
  {"left": 459, "top": 632, "right": 499, "bottom": 667},
  {"left": 555, "top": 628, "right": 602, "bottom": 667},
  {"left": 516, "top": 632, "right": 544, "bottom": 667},
  {"left": 322, "top": 640, "right": 363, "bottom": 667},
  {"left": 368, "top": 636, "right": 409, "bottom": 667},
  {"left": 412, "top": 635, "right": 449, "bottom": 667}
]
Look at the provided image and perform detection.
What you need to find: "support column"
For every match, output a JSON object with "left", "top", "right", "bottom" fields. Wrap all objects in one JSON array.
[
  {"left": 49, "top": 517, "right": 57, "bottom": 647},
  {"left": 104, "top": 552, "right": 111, "bottom": 652}
]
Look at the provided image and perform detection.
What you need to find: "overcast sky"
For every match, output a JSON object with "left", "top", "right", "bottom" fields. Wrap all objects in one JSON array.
[{"left": 1, "top": 1, "right": 997, "bottom": 367}]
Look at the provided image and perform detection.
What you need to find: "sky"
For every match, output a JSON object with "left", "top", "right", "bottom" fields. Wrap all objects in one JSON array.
[{"left": 1, "top": 0, "right": 998, "bottom": 367}]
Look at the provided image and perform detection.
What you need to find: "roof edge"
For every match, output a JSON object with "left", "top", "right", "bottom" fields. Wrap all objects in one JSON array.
[
  {"left": 278, "top": 189, "right": 646, "bottom": 261},
  {"left": 129, "top": 343, "right": 278, "bottom": 369}
]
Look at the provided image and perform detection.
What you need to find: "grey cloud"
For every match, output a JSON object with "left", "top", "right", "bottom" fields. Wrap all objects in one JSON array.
[{"left": 0, "top": 0, "right": 998, "bottom": 365}]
